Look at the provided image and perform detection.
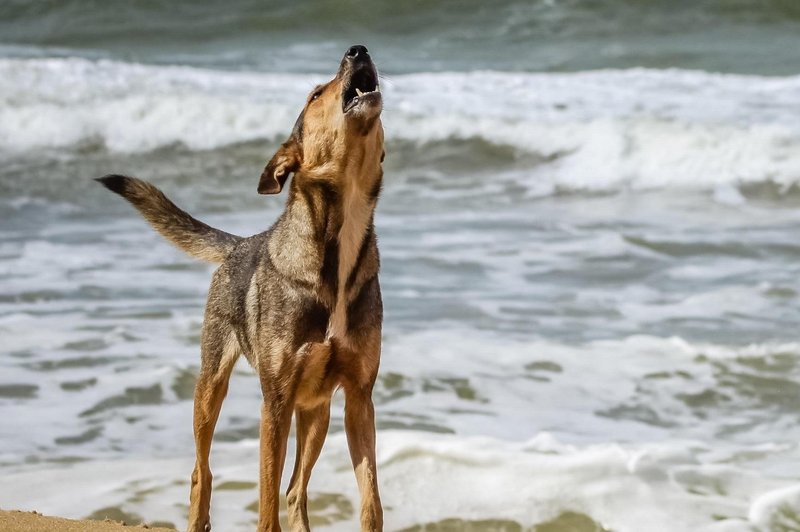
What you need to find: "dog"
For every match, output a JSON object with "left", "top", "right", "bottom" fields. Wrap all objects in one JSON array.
[{"left": 97, "top": 44, "right": 385, "bottom": 532}]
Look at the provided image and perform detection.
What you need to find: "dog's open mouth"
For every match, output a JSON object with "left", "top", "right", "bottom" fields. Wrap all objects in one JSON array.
[{"left": 343, "top": 66, "right": 380, "bottom": 113}]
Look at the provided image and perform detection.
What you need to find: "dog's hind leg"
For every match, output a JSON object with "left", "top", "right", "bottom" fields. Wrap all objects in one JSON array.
[
  {"left": 286, "top": 400, "right": 331, "bottom": 531},
  {"left": 187, "top": 314, "right": 239, "bottom": 532}
]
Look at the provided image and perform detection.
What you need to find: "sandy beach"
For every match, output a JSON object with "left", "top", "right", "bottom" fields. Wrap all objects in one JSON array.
[{"left": 0, "top": 510, "right": 175, "bottom": 532}]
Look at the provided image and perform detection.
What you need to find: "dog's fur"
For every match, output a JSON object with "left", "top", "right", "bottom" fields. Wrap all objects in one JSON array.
[{"left": 97, "top": 45, "right": 385, "bottom": 532}]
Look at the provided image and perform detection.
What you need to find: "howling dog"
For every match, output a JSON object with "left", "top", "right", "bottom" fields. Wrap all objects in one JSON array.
[{"left": 97, "top": 45, "right": 385, "bottom": 532}]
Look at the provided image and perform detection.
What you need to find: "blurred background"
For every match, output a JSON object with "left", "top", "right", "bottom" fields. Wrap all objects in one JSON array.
[{"left": 1, "top": 1, "right": 800, "bottom": 530}]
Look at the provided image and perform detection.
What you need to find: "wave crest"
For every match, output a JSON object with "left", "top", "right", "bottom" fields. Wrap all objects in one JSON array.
[{"left": 3, "top": 58, "right": 800, "bottom": 193}]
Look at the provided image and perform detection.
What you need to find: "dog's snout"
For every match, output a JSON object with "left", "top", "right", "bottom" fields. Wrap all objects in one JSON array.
[{"left": 346, "top": 45, "right": 369, "bottom": 60}]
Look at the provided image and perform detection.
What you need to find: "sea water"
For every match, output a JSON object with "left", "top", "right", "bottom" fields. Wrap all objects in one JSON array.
[{"left": 2, "top": 2, "right": 800, "bottom": 531}]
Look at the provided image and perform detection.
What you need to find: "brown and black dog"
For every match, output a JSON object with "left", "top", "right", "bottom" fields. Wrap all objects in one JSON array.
[{"left": 97, "top": 45, "right": 385, "bottom": 532}]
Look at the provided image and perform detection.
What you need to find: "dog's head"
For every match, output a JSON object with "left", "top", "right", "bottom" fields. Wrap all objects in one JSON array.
[{"left": 259, "top": 45, "right": 384, "bottom": 194}]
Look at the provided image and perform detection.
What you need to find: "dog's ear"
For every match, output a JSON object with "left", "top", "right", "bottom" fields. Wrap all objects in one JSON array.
[{"left": 258, "top": 141, "right": 301, "bottom": 195}]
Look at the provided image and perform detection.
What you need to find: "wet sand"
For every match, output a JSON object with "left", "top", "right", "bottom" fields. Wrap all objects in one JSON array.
[{"left": 0, "top": 510, "right": 176, "bottom": 532}]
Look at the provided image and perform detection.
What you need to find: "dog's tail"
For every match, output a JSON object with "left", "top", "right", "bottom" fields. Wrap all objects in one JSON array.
[{"left": 96, "top": 174, "right": 243, "bottom": 263}]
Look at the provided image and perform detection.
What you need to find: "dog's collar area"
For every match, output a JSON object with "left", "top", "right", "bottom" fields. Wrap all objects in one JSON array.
[{"left": 343, "top": 66, "right": 380, "bottom": 113}]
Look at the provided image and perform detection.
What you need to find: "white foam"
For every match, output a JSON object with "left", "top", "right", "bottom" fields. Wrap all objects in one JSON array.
[
  {"left": 749, "top": 483, "right": 800, "bottom": 531},
  {"left": 0, "top": 432, "right": 794, "bottom": 531},
  {"left": 377, "top": 331, "right": 800, "bottom": 446},
  {"left": 0, "top": 58, "right": 307, "bottom": 152},
  {"left": 2, "top": 58, "right": 800, "bottom": 192}
]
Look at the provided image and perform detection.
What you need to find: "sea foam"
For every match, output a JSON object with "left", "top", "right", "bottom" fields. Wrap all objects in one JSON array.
[
  {"left": 0, "top": 432, "right": 795, "bottom": 531},
  {"left": 2, "top": 58, "right": 800, "bottom": 193}
]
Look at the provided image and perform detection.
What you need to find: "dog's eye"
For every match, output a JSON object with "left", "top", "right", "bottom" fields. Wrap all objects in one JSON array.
[{"left": 310, "top": 90, "right": 323, "bottom": 102}]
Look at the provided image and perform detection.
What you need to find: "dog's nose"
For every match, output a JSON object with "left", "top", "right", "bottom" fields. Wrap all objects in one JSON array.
[{"left": 346, "top": 45, "right": 369, "bottom": 59}]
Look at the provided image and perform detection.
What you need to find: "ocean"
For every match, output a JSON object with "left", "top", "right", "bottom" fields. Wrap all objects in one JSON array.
[{"left": 1, "top": 1, "right": 800, "bottom": 531}]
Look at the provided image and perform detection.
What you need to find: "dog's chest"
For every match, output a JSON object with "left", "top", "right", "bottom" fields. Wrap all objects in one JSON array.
[{"left": 326, "top": 184, "right": 373, "bottom": 341}]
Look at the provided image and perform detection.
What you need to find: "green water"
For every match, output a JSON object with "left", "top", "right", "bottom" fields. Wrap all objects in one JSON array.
[{"left": 1, "top": 0, "right": 799, "bottom": 74}]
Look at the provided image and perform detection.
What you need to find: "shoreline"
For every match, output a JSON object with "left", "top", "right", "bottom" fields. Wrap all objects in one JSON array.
[{"left": 0, "top": 510, "right": 176, "bottom": 532}]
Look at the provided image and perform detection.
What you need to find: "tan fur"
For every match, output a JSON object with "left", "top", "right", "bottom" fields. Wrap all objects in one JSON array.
[
  {"left": 98, "top": 45, "right": 385, "bottom": 532},
  {"left": 329, "top": 165, "right": 379, "bottom": 342}
]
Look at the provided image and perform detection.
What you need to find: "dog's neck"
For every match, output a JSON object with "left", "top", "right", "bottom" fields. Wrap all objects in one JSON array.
[
  {"left": 271, "top": 153, "right": 382, "bottom": 325},
  {"left": 327, "top": 160, "right": 381, "bottom": 337}
]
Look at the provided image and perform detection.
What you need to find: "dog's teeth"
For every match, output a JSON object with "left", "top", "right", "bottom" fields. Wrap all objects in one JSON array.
[
  {"left": 375, "top": 85, "right": 380, "bottom": 93},
  {"left": 356, "top": 88, "right": 364, "bottom": 97}
]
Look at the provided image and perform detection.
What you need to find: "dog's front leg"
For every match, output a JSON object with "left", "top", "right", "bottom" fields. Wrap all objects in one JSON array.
[
  {"left": 286, "top": 401, "right": 331, "bottom": 531},
  {"left": 344, "top": 384, "right": 383, "bottom": 531},
  {"left": 257, "top": 389, "right": 295, "bottom": 532}
]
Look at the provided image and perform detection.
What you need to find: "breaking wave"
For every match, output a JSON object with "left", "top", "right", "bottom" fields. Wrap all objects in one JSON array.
[{"left": 2, "top": 57, "right": 800, "bottom": 193}]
